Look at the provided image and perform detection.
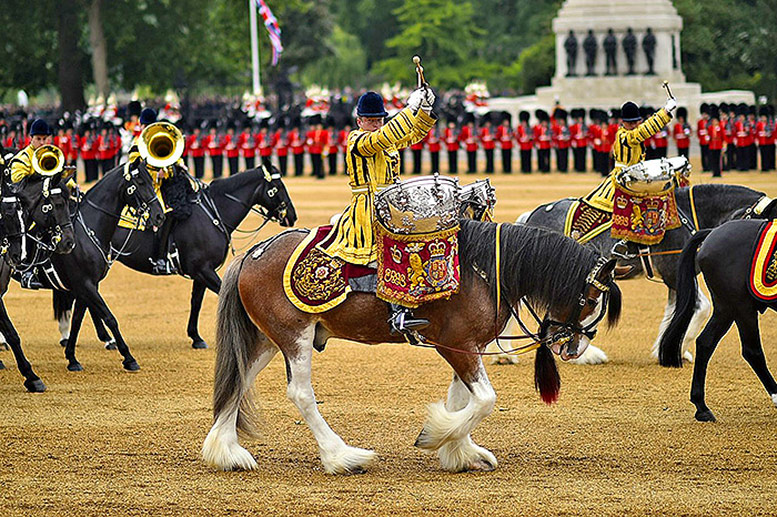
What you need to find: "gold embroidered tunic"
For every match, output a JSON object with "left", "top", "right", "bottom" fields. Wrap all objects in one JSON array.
[
  {"left": 584, "top": 108, "right": 672, "bottom": 211},
  {"left": 320, "top": 108, "right": 436, "bottom": 264}
]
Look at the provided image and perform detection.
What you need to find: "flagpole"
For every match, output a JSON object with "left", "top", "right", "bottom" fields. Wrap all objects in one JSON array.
[{"left": 249, "top": 0, "right": 261, "bottom": 96}]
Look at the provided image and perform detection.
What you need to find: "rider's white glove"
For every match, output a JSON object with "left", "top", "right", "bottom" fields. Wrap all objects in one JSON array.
[
  {"left": 420, "top": 87, "right": 435, "bottom": 114},
  {"left": 664, "top": 98, "right": 677, "bottom": 114},
  {"left": 406, "top": 88, "right": 425, "bottom": 112}
]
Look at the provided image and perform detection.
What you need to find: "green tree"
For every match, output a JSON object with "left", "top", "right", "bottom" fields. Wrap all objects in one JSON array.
[{"left": 374, "top": 0, "right": 485, "bottom": 89}]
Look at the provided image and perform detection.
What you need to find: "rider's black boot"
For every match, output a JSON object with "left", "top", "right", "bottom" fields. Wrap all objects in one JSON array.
[
  {"left": 387, "top": 303, "right": 429, "bottom": 335},
  {"left": 20, "top": 270, "right": 43, "bottom": 290}
]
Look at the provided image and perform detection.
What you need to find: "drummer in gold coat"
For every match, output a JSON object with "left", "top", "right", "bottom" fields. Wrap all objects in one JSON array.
[
  {"left": 320, "top": 88, "right": 437, "bottom": 334},
  {"left": 583, "top": 98, "right": 677, "bottom": 212}
]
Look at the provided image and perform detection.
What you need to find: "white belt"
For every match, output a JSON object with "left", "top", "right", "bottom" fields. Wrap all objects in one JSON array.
[{"left": 351, "top": 185, "right": 389, "bottom": 194}]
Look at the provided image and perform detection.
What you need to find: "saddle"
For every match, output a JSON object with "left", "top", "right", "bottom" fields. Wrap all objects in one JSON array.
[
  {"left": 749, "top": 220, "right": 777, "bottom": 302},
  {"left": 283, "top": 226, "right": 374, "bottom": 313}
]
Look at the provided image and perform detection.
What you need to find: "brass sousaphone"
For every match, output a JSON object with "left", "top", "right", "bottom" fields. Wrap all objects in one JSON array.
[
  {"left": 137, "top": 121, "right": 185, "bottom": 168},
  {"left": 31, "top": 145, "right": 65, "bottom": 176}
]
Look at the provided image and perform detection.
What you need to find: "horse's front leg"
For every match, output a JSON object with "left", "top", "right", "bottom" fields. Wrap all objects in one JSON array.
[
  {"left": 282, "top": 324, "right": 375, "bottom": 474},
  {"left": 188, "top": 269, "right": 221, "bottom": 349},
  {"left": 415, "top": 351, "right": 497, "bottom": 472}
]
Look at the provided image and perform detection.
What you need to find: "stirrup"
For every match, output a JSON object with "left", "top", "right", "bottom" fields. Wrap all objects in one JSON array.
[
  {"left": 611, "top": 239, "right": 635, "bottom": 260},
  {"left": 388, "top": 307, "right": 429, "bottom": 335},
  {"left": 149, "top": 257, "right": 177, "bottom": 276},
  {"left": 20, "top": 271, "right": 43, "bottom": 290}
]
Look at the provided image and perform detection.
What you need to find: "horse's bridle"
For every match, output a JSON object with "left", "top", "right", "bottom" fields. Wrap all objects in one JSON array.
[
  {"left": 538, "top": 256, "right": 612, "bottom": 346},
  {"left": 221, "top": 166, "right": 289, "bottom": 225}
]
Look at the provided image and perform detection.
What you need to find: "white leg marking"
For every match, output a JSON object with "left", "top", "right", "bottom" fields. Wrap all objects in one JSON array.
[
  {"left": 286, "top": 328, "right": 375, "bottom": 474},
  {"left": 681, "top": 287, "right": 711, "bottom": 363},
  {"left": 417, "top": 363, "right": 498, "bottom": 472},
  {"left": 771, "top": 393, "right": 777, "bottom": 408},
  {"left": 58, "top": 309, "right": 72, "bottom": 341},
  {"left": 651, "top": 290, "right": 677, "bottom": 360},
  {"left": 202, "top": 346, "right": 277, "bottom": 471}
]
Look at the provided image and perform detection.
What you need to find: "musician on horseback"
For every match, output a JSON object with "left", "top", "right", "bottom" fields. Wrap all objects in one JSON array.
[
  {"left": 127, "top": 108, "right": 194, "bottom": 275},
  {"left": 583, "top": 98, "right": 677, "bottom": 213},
  {"left": 6, "top": 119, "right": 73, "bottom": 289},
  {"left": 319, "top": 88, "right": 437, "bottom": 335}
]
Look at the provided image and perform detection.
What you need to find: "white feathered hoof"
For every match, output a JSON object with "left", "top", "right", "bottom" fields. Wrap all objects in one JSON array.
[
  {"left": 201, "top": 427, "right": 258, "bottom": 471},
  {"left": 320, "top": 445, "right": 376, "bottom": 475},
  {"left": 568, "top": 345, "right": 608, "bottom": 365},
  {"left": 683, "top": 351, "right": 694, "bottom": 363},
  {"left": 771, "top": 393, "right": 777, "bottom": 408},
  {"left": 437, "top": 439, "right": 498, "bottom": 473}
]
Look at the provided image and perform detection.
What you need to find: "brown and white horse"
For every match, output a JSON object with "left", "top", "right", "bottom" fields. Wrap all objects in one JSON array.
[{"left": 202, "top": 219, "right": 621, "bottom": 474}]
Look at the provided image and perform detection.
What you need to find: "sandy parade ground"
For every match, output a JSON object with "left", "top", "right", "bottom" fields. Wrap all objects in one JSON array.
[{"left": 2, "top": 162, "right": 776, "bottom": 516}]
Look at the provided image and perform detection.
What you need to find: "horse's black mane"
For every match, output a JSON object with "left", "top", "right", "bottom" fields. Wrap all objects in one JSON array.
[
  {"left": 458, "top": 219, "right": 599, "bottom": 313},
  {"left": 676, "top": 184, "right": 764, "bottom": 226},
  {"left": 209, "top": 167, "right": 264, "bottom": 195}
]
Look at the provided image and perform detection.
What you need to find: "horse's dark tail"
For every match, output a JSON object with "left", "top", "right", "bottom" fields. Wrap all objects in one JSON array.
[
  {"left": 659, "top": 229, "right": 712, "bottom": 368},
  {"left": 535, "top": 344, "right": 560, "bottom": 404},
  {"left": 52, "top": 290, "right": 75, "bottom": 322},
  {"left": 211, "top": 256, "right": 264, "bottom": 439}
]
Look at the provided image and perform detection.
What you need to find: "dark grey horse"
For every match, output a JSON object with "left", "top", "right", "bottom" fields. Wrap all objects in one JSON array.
[
  {"left": 659, "top": 214, "right": 777, "bottom": 421},
  {"left": 515, "top": 184, "right": 772, "bottom": 364}
]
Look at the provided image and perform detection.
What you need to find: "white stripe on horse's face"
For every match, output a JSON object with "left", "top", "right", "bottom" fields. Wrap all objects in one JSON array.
[{"left": 567, "top": 295, "right": 606, "bottom": 360}]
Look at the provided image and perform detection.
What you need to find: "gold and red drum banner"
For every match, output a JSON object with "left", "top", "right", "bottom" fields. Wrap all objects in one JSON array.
[
  {"left": 611, "top": 187, "right": 681, "bottom": 245},
  {"left": 375, "top": 223, "right": 460, "bottom": 308}
]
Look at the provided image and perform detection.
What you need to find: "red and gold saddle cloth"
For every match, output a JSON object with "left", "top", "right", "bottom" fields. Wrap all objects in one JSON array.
[
  {"left": 749, "top": 221, "right": 777, "bottom": 302},
  {"left": 283, "top": 226, "right": 374, "bottom": 313},
  {"left": 611, "top": 187, "right": 681, "bottom": 245},
  {"left": 563, "top": 200, "right": 612, "bottom": 244},
  {"left": 375, "top": 222, "right": 460, "bottom": 308}
]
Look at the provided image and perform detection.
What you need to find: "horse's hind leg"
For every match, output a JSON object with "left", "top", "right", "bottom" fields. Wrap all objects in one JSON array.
[
  {"left": 202, "top": 337, "right": 277, "bottom": 470},
  {"left": 416, "top": 353, "right": 497, "bottom": 472},
  {"left": 735, "top": 310, "right": 777, "bottom": 408},
  {"left": 691, "top": 307, "right": 733, "bottom": 422},
  {"left": 282, "top": 325, "right": 375, "bottom": 474}
]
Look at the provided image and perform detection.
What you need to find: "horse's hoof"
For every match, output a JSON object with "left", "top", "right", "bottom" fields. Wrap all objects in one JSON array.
[
  {"left": 104, "top": 340, "right": 117, "bottom": 351},
  {"left": 60, "top": 339, "right": 68, "bottom": 348},
  {"left": 0, "top": 360, "right": 6, "bottom": 370},
  {"left": 191, "top": 340, "right": 208, "bottom": 350},
  {"left": 123, "top": 360, "right": 141, "bottom": 372},
  {"left": 468, "top": 458, "right": 497, "bottom": 472},
  {"left": 67, "top": 362, "right": 83, "bottom": 372},
  {"left": 24, "top": 378, "right": 46, "bottom": 393},
  {"left": 0, "top": 342, "right": 9, "bottom": 351},
  {"left": 491, "top": 356, "right": 518, "bottom": 365},
  {"left": 695, "top": 409, "right": 716, "bottom": 422}
]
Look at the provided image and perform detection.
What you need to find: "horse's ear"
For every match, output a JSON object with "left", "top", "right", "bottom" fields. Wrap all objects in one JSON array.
[{"left": 597, "top": 258, "right": 617, "bottom": 282}]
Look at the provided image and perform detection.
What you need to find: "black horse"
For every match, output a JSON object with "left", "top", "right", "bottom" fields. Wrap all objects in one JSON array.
[
  {"left": 54, "top": 164, "right": 296, "bottom": 349},
  {"left": 0, "top": 172, "right": 76, "bottom": 391},
  {"left": 2, "top": 163, "right": 166, "bottom": 384},
  {"left": 659, "top": 213, "right": 777, "bottom": 422},
  {"left": 520, "top": 184, "right": 772, "bottom": 364}
]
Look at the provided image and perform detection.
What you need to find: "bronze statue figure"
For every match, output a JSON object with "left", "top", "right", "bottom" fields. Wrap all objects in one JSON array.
[{"left": 583, "top": 29, "right": 598, "bottom": 76}]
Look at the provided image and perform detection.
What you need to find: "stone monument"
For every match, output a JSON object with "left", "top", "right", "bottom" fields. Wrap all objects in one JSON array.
[{"left": 487, "top": 0, "right": 754, "bottom": 125}]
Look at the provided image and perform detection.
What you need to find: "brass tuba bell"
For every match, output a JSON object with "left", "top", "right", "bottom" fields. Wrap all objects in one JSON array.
[
  {"left": 138, "top": 121, "right": 185, "bottom": 168},
  {"left": 32, "top": 144, "right": 65, "bottom": 176}
]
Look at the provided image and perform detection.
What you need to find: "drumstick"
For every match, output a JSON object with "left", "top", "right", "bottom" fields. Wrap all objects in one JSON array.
[
  {"left": 413, "top": 56, "right": 427, "bottom": 88},
  {"left": 662, "top": 80, "right": 675, "bottom": 100}
]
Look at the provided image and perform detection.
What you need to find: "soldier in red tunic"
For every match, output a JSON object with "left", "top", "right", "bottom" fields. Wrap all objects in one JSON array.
[
  {"left": 707, "top": 105, "right": 724, "bottom": 177},
  {"left": 443, "top": 119, "right": 459, "bottom": 174},
  {"left": 460, "top": 114, "right": 478, "bottom": 174},
  {"left": 551, "top": 109, "right": 571, "bottom": 172},
  {"left": 272, "top": 120, "right": 288, "bottom": 176},
  {"left": 516, "top": 111, "right": 533, "bottom": 173},
  {"left": 569, "top": 108, "right": 588, "bottom": 173},
  {"left": 533, "top": 109, "right": 551, "bottom": 173},
  {"left": 426, "top": 127, "right": 441, "bottom": 173},
  {"left": 756, "top": 105, "right": 775, "bottom": 172},
  {"left": 672, "top": 107, "right": 691, "bottom": 159},
  {"left": 697, "top": 103, "right": 711, "bottom": 171},
  {"left": 479, "top": 115, "right": 496, "bottom": 173},
  {"left": 224, "top": 123, "right": 240, "bottom": 176},
  {"left": 495, "top": 114, "right": 513, "bottom": 173},
  {"left": 205, "top": 122, "right": 224, "bottom": 179},
  {"left": 238, "top": 123, "right": 257, "bottom": 170},
  {"left": 187, "top": 124, "right": 206, "bottom": 179},
  {"left": 410, "top": 127, "right": 426, "bottom": 174}
]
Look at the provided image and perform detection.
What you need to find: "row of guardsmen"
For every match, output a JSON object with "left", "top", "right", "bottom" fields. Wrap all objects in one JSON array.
[{"left": 2, "top": 103, "right": 773, "bottom": 181}]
